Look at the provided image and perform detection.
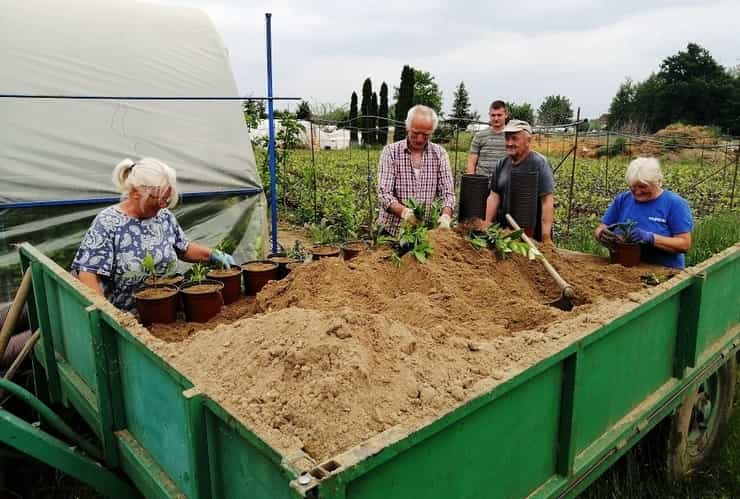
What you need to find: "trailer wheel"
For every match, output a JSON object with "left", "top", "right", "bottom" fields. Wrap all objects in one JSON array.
[{"left": 666, "top": 356, "right": 736, "bottom": 480}]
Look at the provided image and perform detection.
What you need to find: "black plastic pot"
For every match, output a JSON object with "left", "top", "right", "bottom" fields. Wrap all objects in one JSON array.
[{"left": 458, "top": 174, "right": 489, "bottom": 222}]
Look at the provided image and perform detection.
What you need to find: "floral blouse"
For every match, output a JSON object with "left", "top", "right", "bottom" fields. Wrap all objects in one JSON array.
[{"left": 71, "top": 206, "right": 189, "bottom": 310}]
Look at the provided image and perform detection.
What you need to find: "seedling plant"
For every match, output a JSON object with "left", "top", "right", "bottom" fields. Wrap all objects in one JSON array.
[
  {"left": 468, "top": 224, "right": 541, "bottom": 260},
  {"left": 124, "top": 252, "right": 177, "bottom": 287}
]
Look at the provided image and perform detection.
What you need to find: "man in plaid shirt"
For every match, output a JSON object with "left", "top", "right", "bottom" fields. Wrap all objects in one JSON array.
[{"left": 377, "top": 105, "right": 456, "bottom": 236}]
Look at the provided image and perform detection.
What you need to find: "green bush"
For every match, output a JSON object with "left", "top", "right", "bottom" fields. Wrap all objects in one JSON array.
[{"left": 686, "top": 211, "right": 740, "bottom": 266}]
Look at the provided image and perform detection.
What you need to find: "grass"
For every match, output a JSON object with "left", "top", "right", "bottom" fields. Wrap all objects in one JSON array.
[{"left": 579, "top": 370, "right": 740, "bottom": 498}]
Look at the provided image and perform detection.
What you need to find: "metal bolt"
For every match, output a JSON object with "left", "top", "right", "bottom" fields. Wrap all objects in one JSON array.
[{"left": 298, "top": 473, "right": 311, "bottom": 486}]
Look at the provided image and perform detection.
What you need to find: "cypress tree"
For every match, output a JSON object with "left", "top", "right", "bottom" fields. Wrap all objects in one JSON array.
[
  {"left": 349, "top": 91, "right": 359, "bottom": 144},
  {"left": 360, "top": 77, "right": 372, "bottom": 145},
  {"left": 378, "top": 82, "right": 389, "bottom": 145},
  {"left": 370, "top": 92, "right": 379, "bottom": 145},
  {"left": 393, "top": 65, "right": 415, "bottom": 142}
]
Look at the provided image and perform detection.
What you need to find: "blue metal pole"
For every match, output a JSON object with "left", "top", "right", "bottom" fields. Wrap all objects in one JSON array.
[{"left": 265, "top": 13, "right": 278, "bottom": 255}]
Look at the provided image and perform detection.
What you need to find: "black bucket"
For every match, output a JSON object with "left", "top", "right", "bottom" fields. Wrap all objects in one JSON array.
[
  {"left": 507, "top": 170, "right": 539, "bottom": 235},
  {"left": 458, "top": 174, "right": 490, "bottom": 222}
]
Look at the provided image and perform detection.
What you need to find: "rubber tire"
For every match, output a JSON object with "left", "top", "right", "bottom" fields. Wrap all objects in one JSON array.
[{"left": 666, "top": 356, "right": 737, "bottom": 480}]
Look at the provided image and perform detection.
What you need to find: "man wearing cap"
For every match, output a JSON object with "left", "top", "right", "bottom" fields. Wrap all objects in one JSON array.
[
  {"left": 481, "top": 119, "right": 555, "bottom": 243},
  {"left": 377, "top": 105, "right": 456, "bottom": 236},
  {"left": 465, "top": 100, "right": 508, "bottom": 178}
]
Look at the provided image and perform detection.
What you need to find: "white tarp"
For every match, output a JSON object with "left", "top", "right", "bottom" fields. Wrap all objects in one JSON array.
[{"left": 0, "top": 0, "right": 261, "bottom": 204}]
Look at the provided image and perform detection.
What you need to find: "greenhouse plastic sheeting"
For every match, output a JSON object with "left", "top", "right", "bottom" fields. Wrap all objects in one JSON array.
[
  {"left": 0, "top": 0, "right": 261, "bottom": 203},
  {"left": 0, "top": 195, "right": 268, "bottom": 304}
]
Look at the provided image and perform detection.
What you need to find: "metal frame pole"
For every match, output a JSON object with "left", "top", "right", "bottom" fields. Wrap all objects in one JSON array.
[
  {"left": 265, "top": 13, "right": 278, "bottom": 255},
  {"left": 604, "top": 130, "right": 610, "bottom": 193},
  {"left": 565, "top": 108, "right": 580, "bottom": 237}
]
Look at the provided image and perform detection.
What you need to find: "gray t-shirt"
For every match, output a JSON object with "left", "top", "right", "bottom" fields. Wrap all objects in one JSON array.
[
  {"left": 469, "top": 128, "right": 506, "bottom": 177},
  {"left": 490, "top": 151, "right": 555, "bottom": 240}
]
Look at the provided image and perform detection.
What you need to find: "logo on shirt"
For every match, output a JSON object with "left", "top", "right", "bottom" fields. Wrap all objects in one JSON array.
[{"left": 648, "top": 216, "right": 667, "bottom": 224}]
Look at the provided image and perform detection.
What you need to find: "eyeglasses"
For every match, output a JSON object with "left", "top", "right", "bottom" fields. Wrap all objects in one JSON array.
[{"left": 409, "top": 128, "right": 433, "bottom": 138}]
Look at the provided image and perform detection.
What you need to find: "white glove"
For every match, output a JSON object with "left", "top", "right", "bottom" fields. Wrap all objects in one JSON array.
[
  {"left": 437, "top": 213, "right": 452, "bottom": 229},
  {"left": 400, "top": 207, "right": 418, "bottom": 225}
]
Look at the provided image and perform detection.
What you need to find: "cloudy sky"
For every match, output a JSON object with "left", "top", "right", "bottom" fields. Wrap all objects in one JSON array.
[{"left": 149, "top": 0, "right": 740, "bottom": 119}]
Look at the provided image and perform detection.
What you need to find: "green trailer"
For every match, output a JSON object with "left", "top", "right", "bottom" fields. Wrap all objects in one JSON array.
[{"left": 1, "top": 242, "right": 738, "bottom": 499}]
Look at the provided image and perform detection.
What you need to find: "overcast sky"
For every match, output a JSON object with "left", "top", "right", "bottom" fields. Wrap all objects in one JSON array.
[{"left": 149, "top": 0, "right": 739, "bottom": 120}]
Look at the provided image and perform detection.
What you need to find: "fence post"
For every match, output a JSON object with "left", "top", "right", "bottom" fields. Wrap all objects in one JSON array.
[
  {"left": 454, "top": 126, "right": 460, "bottom": 187},
  {"left": 309, "top": 120, "right": 318, "bottom": 223},
  {"left": 731, "top": 141, "right": 739, "bottom": 210},
  {"left": 604, "top": 130, "right": 610, "bottom": 193},
  {"left": 565, "top": 108, "right": 580, "bottom": 237},
  {"left": 366, "top": 145, "right": 374, "bottom": 241}
]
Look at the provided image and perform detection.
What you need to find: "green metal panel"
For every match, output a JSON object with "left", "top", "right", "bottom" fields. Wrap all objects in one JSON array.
[
  {"left": 0, "top": 409, "right": 140, "bottom": 499},
  {"left": 329, "top": 363, "right": 564, "bottom": 499},
  {"left": 573, "top": 293, "right": 679, "bottom": 454},
  {"left": 203, "top": 399, "right": 299, "bottom": 499},
  {"left": 695, "top": 251, "right": 740, "bottom": 355},
  {"left": 34, "top": 263, "right": 100, "bottom": 395},
  {"left": 115, "top": 327, "right": 197, "bottom": 497}
]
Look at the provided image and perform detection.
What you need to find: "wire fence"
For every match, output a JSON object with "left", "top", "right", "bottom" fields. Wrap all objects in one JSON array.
[{"left": 253, "top": 114, "right": 739, "bottom": 246}]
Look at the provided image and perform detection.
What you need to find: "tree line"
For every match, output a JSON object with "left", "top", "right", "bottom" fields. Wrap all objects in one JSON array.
[{"left": 244, "top": 42, "right": 739, "bottom": 142}]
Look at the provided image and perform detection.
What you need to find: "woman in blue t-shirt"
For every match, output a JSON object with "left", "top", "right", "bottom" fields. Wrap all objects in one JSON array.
[
  {"left": 594, "top": 157, "right": 693, "bottom": 269},
  {"left": 72, "top": 158, "right": 235, "bottom": 310}
]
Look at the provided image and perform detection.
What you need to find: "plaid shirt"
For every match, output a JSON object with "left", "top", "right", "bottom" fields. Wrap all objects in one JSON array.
[{"left": 377, "top": 139, "right": 456, "bottom": 236}]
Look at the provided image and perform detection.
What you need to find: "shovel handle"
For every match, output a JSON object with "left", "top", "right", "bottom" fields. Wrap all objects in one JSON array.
[{"left": 505, "top": 214, "right": 574, "bottom": 297}]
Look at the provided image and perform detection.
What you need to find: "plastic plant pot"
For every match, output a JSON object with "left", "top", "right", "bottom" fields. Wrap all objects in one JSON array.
[
  {"left": 133, "top": 284, "right": 179, "bottom": 326},
  {"left": 458, "top": 174, "right": 490, "bottom": 222},
  {"left": 180, "top": 279, "right": 224, "bottom": 322},
  {"left": 309, "top": 245, "right": 341, "bottom": 260},
  {"left": 206, "top": 266, "right": 242, "bottom": 304},
  {"left": 341, "top": 240, "right": 370, "bottom": 260},
  {"left": 610, "top": 242, "right": 641, "bottom": 267},
  {"left": 242, "top": 260, "right": 279, "bottom": 296},
  {"left": 268, "top": 254, "right": 301, "bottom": 279}
]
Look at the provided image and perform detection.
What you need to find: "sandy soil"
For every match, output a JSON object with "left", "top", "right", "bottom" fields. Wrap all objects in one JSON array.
[{"left": 146, "top": 229, "right": 677, "bottom": 462}]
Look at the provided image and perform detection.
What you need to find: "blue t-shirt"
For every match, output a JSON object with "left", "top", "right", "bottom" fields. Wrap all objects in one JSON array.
[
  {"left": 602, "top": 190, "right": 693, "bottom": 269},
  {"left": 71, "top": 206, "right": 189, "bottom": 310}
]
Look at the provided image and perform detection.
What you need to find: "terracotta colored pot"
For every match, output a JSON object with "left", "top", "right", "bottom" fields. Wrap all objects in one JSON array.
[
  {"left": 310, "top": 245, "right": 341, "bottom": 260},
  {"left": 268, "top": 255, "right": 301, "bottom": 279},
  {"left": 207, "top": 266, "right": 242, "bottom": 304},
  {"left": 610, "top": 242, "right": 641, "bottom": 267},
  {"left": 180, "top": 279, "right": 224, "bottom": 323},
  {"left": 341, "top": 240, "right": 370, "bottom": 260},
  {"left": 134, "top": 284, "right": 179, "bottom": 325},
  {"left": 241, "top": 260, "right": 279, "bottom": 296}
]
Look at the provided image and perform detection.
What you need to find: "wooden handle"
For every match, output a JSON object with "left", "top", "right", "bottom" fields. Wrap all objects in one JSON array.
[
  {"left": 505, "top": 214, "right": 574, "bottom": 295},
  {"left": 0, "top": 269, "right": 32, "bottom": 359}
]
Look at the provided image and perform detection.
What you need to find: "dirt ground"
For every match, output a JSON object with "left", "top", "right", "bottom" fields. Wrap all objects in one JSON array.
[{"left": 144, "top": 229, "right": 676, "bottom": 463}]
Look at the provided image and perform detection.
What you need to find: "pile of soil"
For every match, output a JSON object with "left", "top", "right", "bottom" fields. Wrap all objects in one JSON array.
[{"left": 149, "top": 229, "right": 676, "bottom": 463}]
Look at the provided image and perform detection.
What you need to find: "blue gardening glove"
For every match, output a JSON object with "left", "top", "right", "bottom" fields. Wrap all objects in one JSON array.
[
  {"left": 209, "top": 249, "right": 236, "bottom": 267},
  {"left": 629, "top": 227, "right": 655, "bottom": 245}
]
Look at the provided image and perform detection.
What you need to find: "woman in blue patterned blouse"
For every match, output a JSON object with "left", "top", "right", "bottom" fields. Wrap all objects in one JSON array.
[{"left": 72, "top": 158, "right": 235, "bottom": 310}]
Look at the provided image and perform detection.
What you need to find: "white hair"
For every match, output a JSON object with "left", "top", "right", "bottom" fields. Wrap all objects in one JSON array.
[
  {"left": 112, "top": 157, "right": 179, "bottom": 209},
  {"left": 625, "top": 157, "right": 664, "bottom": 187},
  {"left": 405, "top": 105, "right": 439, "bottom": 132}
]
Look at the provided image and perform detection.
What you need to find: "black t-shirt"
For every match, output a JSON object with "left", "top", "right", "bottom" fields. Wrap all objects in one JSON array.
[{"left": 489, "top": 152, "right": 555, "bottom": 240}]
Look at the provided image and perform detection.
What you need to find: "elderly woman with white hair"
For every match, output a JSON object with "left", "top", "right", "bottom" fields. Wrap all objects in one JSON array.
[
  {"left": 594, "top": 157, "right": 693, "bottom": 269},
  {"left": 71, "top": 157, "right": 235, "bottom": 310}
]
